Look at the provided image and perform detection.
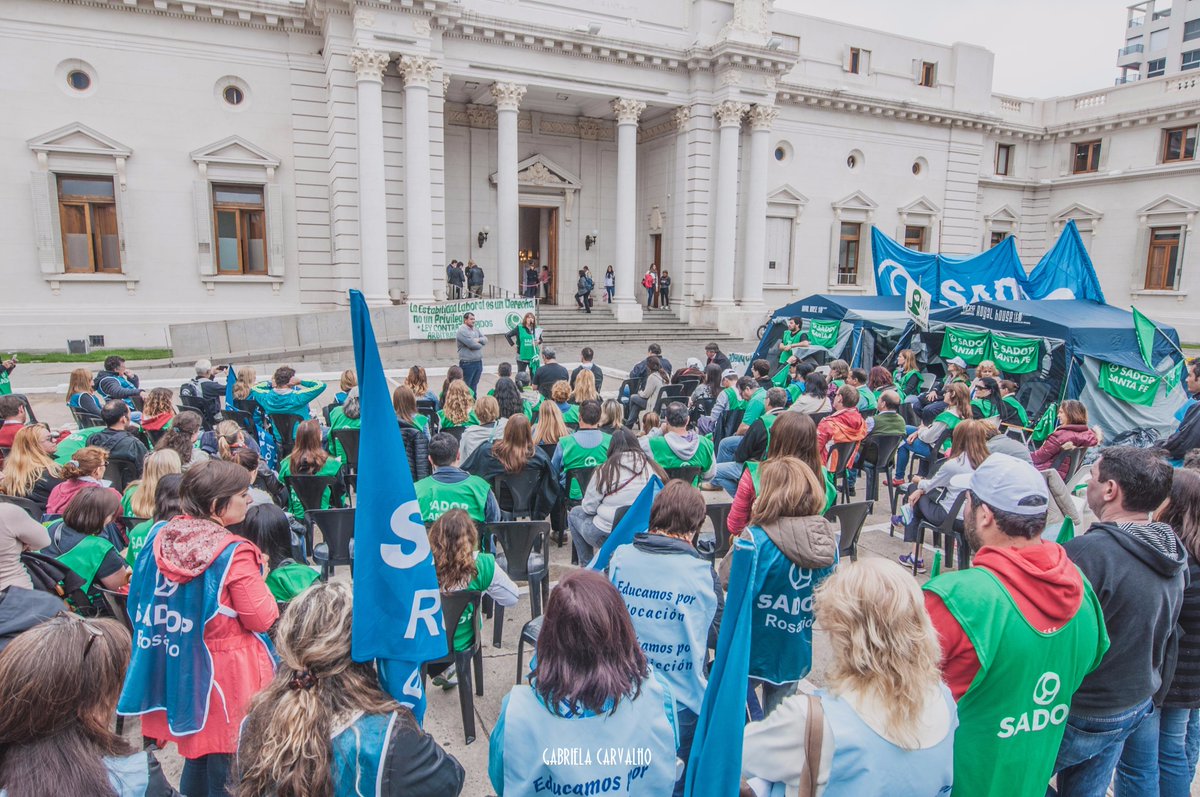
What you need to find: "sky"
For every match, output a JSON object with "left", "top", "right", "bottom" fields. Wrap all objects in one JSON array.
[{"left": 775, "top": 0, "right": 1134, "bottom": 97}]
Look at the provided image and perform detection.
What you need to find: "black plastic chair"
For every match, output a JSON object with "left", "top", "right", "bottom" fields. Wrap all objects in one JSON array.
[
  {"left": 561, "top": 466, "right": 596, "bottom": 555},
  {"left": 120, "top": 516, "right": 148, "bottom": 535},
  {"left": 515, "top": 615, "right": 543, "bottom": 684},
  {"left": 491, "top": 469, "right": 544, "bottom": 519},
  {"left": 652, "top": 384, "right": 688, "bottom": 415},
  {"left": 912, "top": 490, "right": 970, "bottom": 575},
  {"left": 675, "top": 375, "right": 702, "bottom": 396},
  {"left": 308, "top": 508, "right": 355, "bottom": 581},
  {"left": 697, "top": 502, "right": 733, "bottom": 561},
  {"left": 70, "top": 406, "right": 104, "bottom": 429},
  {"left": 144, "top": 427, "right": 168, "bottom": 448},
  {"left": 1051, "top": 446, "right": 1088, "bottom": 486},
  {"left": 322, "top": 403, "right": 336, "bottom": 426},
  {"left": 908, "top": 428, "right": 952, "bottom": 479},
  {"left": 222, "top": 407, "right": 259, "bottom": 442},
  {"left": 330, "top": 429, "right": 361, "bottom": 487},
  {"left": 422, "top": 589, "right": 484, "bottom": 744},
  {"left": 180, "top": 396, "right": 215, "bottom": 430},
  {"left": 664, "top": 465, "right": 702, "bottom": 486},
  {"left": 269, "top": 413, "right": 305, "bottom": 458},
  {"left": 690, "top": 396, "right": 715, "bottom": 428},
  {"left": 286, "top": 474, "right": 344, "bottom": 551},
  {"left": 416, "top": 401, "right": 440, "bottom": 434},
  {"left": 859, "top": 433, "right": 904, "bottom": 507},
  {"left": 11, "top": 395, "right": 37, "bottom": 425},
  {"left": 102, "top": 458, "right": 139, "bottom": 494},
  {"left": 485, "top": 521, "right": 551, "bottom": 647},
  {"left": 713, "top": 407, "right": 744, "bottom": 451},
  {"left": 827, "top": 441, "right": 860, "bottom": 503},
  {"left": 440, "top": 425, "right": 465, "bottom": 442},
  {"left": 0, "top": 493, "right": 42, "bottom": 521},
  {"left": 1016, "top": 381, "right": 1054, "bottom": 426},
  {"left": 824, "top": 501, "right": 874, "bottom": 562},
  {"left": 807, "top": 411, "right": 831, "bottom": 426}
]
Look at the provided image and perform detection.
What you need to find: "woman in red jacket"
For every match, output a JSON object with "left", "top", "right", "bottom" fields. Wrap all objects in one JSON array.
[
  {"left": 1030, "top": 400, "right": 1101, "bottom": 481},
  {"left": 119, "top": 460, "right": 278, "bottom": 797}
]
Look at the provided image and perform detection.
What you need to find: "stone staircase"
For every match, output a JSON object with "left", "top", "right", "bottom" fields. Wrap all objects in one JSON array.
[{"left": 533, "top": 303, "right": 741, "bottom": 347}]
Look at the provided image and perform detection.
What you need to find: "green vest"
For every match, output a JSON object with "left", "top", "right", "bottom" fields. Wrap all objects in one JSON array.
[
  {"left": 779, "top": 329, "right": 804, "bottom": 363},
  {"left": 745, "top": 462, "right": 836, "bottom": 513},
  {"left": 517, "top": 325, "right": 540, "bottom": 373},
  {"left": 933, "top": 411, "right": 961, "bottom": 451},
  {"left": 561, "top": 404, "right": 580, "bottom": 426},
  {"left": 412, "top": 413, "right": 430, "bottom": 432},
  {"left": 266, "top": 562, "right": 320, "bottom": 603},
  {"left": 858, "top": 386, "right": 878, "bottom": 411},
  {"left": 925, "top": 567, "right": 1108, "bottom": 797},
  {"left": 786, "top": 383, "right": 803, "bottom": 403},
  {"left": 0, "top": 370, "right": 10, "bottom": 395},
  {"left": 1003, "top": 396, "right": 1029, "bottom": 426},
  {"left": 559, "top": 433, "right": 612, "bottom": 499},
  {"left": 56, "top": 533, "right": 115, "bottom": 591},
  {"left": 971, "top": 398, "right": 999, "bottom": 419},
  {"left": 722, "top": 386, "right": 747, "bottom": 412},
  {"left": 742, "top": 388, "right": 768, "bottom": 426},
  {"left": 456, "top": 552, "right": 498, "bottom": 651},
  {"left": 415, "top": 474, "right": 492, "bottom": 523},
  {"left": 647, "top": 435, "right": 714, "bottom": 485},
  {"left": 54, "top": 427, "right": 105, "bottom": 465},
  {"left": 125, "top": 520, "right": 154, "bottom": 567},
  {"left": 280, "top": 456, "right": 343, "bottom": 518},
  {"left": 121, "top": 485, "right": 138, "bottom": 518}
]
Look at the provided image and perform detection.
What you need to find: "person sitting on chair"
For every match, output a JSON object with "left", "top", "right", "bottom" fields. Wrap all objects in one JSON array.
[
  {"left": 86, "top": 400, "right": 149, "bottom": 480},
  {"left": 640, "top": 402, "right": 714, "bottom": 487},
  {"left": 1030, "top": 400, "right": 1101, "bottom": 482},
  {"left": 250, "top": 366, "right": 326, "bottom": 420},
  {"left": 415, "top": 433, "right": 500, "bottom": 525}
]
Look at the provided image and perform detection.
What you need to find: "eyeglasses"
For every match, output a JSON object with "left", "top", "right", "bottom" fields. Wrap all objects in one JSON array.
[{"left": 52, "top": 612, "right": 104, "bottom": 659}]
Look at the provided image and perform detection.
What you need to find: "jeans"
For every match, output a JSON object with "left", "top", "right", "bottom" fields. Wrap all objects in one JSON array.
[
  {"left": 180, "top": 753, "right": 233, "bottom": 797},
  {"left": 568, "top": 506, "right": 608, "bottom": 564},
  {"left": 1157, "top": 706, "right": 1200, "bottom": 797},
  {"left": 892, "top": 425, "right": 924, "bottom": 477},
  {"left": 716, "top": 435, "right": 743, "bottom": 464},
  {"left": 647, "top": 287, "right": 655, "bottom": 307},
  {"left": 903, "top": 491, "right": 951, "bottom": 544},
  {"left": 606, "top": 285, "right": 614, "bottom": 302},
  {"left": 674, "top": 706, "right": 698, "bottom": 797},
  {"left": 659, "top": 288, "right": 670, "bottom": 308},
  {"left": 712, "top": 461, "right": 745, "bottom": 497},
  {"left": 1053, "top": 699, "right": 1154, "bottom": 797},
  {"left": 460, "top": 359, "right": 483, "bottom": 395},
  {"left": 1116, "top": 705, "right": 1161, "bottom": 796}
]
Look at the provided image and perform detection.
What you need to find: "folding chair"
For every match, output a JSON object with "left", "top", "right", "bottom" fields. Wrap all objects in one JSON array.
[
  {"left": 422, "top": 589, "right": 484, "bottom": 744},
  {"left": 308, "top": 507, "right": 355, "bottom": 581},
  {"left": 484, "top": 520, "right": 551, "bottom": 647},
  {"left": 824, "top": 501, "right": 874, "bottom": 562}
]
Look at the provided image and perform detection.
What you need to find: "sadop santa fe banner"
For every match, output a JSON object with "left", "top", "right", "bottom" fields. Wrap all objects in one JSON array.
[
  {"left": 872, "top": 220, "right": 1106, "bottom": 307},
  {"left": 684, "top": 538, "right": 756, "bottom": 797},
  {"left": 806, "top": 318, "right": 840, "bottom": 349},
  {"left": 588, "top": 476, "right": 664, "bottom": 571},
  {"left": 349, "top": 289, "right": 446, "bottom": 723},
  {"left": 939, "top": 328, "right": 1042, "bottom": 374}
]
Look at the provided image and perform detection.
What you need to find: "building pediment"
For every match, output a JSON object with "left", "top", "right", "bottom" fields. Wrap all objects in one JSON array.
[
  {"left": 1053, "top": 202, "right": 1104, "bottom": 223},
  {"left": 490, "top": 154, "right": 582, "bottom": 191},
  {"left": 28, "top": 122, "right": 132, "bottom": 158},
  {"left": 769, "top": 184, "right": 809, "bottom": 206},
  {"left": 1137, "top": 194, "right": 1200, "bottom": 217},
  {"left": 985, "top": 204, "right": 1019, "bottom": 223},
  {"left": 831, "top": 190, "right": 877, "bottom": 211},
  {"left": 190, "top": 136, "right": 280, "bottom": 170},
  {"left": 898, "top": 195, "right": 941, "bottom": 217}
]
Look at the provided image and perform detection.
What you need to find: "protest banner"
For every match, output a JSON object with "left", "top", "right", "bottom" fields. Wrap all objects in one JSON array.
[{"left": 407, "top": 297, "right": 536, "bottom": 340}]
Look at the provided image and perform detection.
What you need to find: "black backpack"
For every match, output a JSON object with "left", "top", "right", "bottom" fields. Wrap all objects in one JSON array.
[{"left": 20, "top": 551, "right": 110, "bottom": 618}]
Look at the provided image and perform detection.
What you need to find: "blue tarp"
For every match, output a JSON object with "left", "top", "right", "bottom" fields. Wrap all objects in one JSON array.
[
  {"left": 872, "top": 221, "right": 1106, "bottom": 306},
  {"left": 750, "top": 294, "right": 911, "bottom": 370}
]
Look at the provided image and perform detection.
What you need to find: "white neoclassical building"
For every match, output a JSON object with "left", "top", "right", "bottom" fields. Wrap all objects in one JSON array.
[{"left": 3, "top": 0, "right": 1200, "bottom": 349}]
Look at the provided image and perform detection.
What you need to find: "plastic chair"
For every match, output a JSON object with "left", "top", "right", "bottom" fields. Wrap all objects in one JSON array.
[
  {"left": 440, "top": 425, "right": 465, "bottom": 442},
  {"left": 664, "top": 465, "right": 702, "bottom": 486},
  {"left": 908, "top": 428, "right": 952, "bottom": 479},
  {"left": 561, "top": 466, "right": 596, "bottom": 555},
  {"left": 484, "top": 521, "right": 551, "bottom": 647},
  {"left": 675, "top": 376, "right": 702, "bottom": 396},
  {"left": 515, "top": 615, "right": 543, "bottom": 684},
  {"left": 102, "top": 459, "right": 139, "bottom": 494},
  {"left": 308, "top": 508, "right": 355, "bottom": 581},
  {"left": 70, "top": 406, "right": 104, "bottom": 430},
  {"left": 1016, "top": 381, "right": 1054, "bottom": 424},
  {"left": 807, "top": 411, "right": 831, "bottom": 426},
  {"left": 912, "top": 491, "right": 970, "bottom": 575},
  {"left": 859, "top": 433, "right": 903, "bottom": 506},
  {"left": 120, "top": 516, "right": 148, "bottom": 535},
  {"left": 1052, "top": 446, "right": 1088, "bottom": 486},
  {"left": 491, "top": 468, "right": 544, "bottom": 519},
  {"left": 422, "top": 589, "right": 485, "bottom": 744},
  {"left": 826, "top": 441, "right": 860, "bottom": 503},
  {"left": 696, "top": 502, "right": 733, "bottom": 562},
  {"left": 11, "top": 395, "right": 37, "bottom": 425},
  {"left": 652, "top": 384, "right": 688, "bottom": 415},
  {"left": 321, "top": 403, "right": 336, "bottom": 426},
  {"left": 824, "top": 501, "right": 874, "bottom": 562},
  {"left": 180, "top": 396, "right": 216, "bottom": 430},
  {"left": 222, "top": 407, "right": 259, "bottom": 442},
  {"left": 286, "top": 474, "right": 344, "bottom": 551},
  {"left": 330, "top": 429, "right": 361, "bottom": 484},
  {"left": 269, "top": 413, "right": 305, "bottom": 458},
  {"left": 144, "top": 427, "right": 168, "bottom": 448},
  {"left": 0, "top": 494, "right": 43, "bottom": 521},
  {"left": 416, "top": 400, "right": 440, "bottom": 434},
  {"left": 689, "top": 396, "right": 715, "bottom": 428}
]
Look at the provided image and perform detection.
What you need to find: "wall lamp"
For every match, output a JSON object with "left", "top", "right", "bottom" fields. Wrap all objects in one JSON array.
[
  {"left": 584, "top": 229, "right": 599, "bottom": 250},
  {"left": 477, "top": 226, "right": 490, "bottom": 248}
]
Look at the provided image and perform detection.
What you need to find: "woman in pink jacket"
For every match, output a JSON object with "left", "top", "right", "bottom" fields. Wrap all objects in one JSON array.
[
  {"left": 1030, "top": 399, "right": 1101, "bottom": 481},
  {"left": 118, "top": 460, "right": 278, "bottom": 797}
]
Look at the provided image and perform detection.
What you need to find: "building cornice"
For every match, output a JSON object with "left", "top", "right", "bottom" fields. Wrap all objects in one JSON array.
[
  {"left": 48, "top": 0, "right": 316, "bottom": 33},
  {"left": 979, "top": 161, "right": 1200, "bottom": 190}
]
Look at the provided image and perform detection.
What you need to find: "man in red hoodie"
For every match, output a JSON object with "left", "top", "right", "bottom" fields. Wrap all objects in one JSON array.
[
  {"left": 923, "top": 454, "right": 1109, "bottom": 797},
  {"left": 816, "top": 384, "right": 866, "bottom": 476}
]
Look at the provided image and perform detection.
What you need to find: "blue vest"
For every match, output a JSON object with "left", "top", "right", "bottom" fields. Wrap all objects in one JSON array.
[
  {"left": 331, "top": 712, "right": 395, "bottom": 797},
  {"left": 502, "top": 676, "right": 678, "bottom": 796},
  {"left": 608, "top": 542, "right": 717, "bottom": 713},
  {"left": 747, "top": 526, "right": 837, "bottom": 685},
  {"left": 117, "top": 525, "right": 273, "bottom": 735},
  {"left": 103, "top": 751, "right": 155, "bottom": 797},
  {"left": 821, "top": 685, "right": 956, "bottom": 797}
]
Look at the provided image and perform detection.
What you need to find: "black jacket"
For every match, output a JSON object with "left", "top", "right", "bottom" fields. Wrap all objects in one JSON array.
[
  {"left": 466, "top": 265, "right": 484, "bottom": 286},
  {"left": 1163, "top": 402, "right": 1200, "bottom": 461},
  {"left": 1167, "top": 557, "right": 1200, "bottom": 708},
  {"left": 570, "top": 363, "right": 604, "bottom": 392},
  {"left": 735, "top": 410, "right": 783, "bottom": 464},
  {"left": 180, "top": 376, "right": 225, "bottom": 425},
  {"left": 400, "top": 421, "right": 430, "bottom": 482},
  {"left": 706, "top": 352, "right": 732, "bottom": 372},
  {"left": 1064, "top": 521, "right": 1187, "bottom": 714},
  {"left": 533, "top": 362, "right": 570, "bottom": 399},
  {"left": 380, "top": 708, "right": 465, "bottom": 795},
  {"left": 630, "top": 356, "right": 674, "bottom": 382},
  {"left": 87, "top": 427, "right": 149, "bottom": 478},
  {"left": 0, "top": 586, "right": 65, "bottom": 653},
  {"left": 461, "top": 444, "right": 558, "bottom": 519}
]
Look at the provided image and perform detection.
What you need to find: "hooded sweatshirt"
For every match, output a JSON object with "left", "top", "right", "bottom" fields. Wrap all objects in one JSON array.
[
  {"left": 925, "top": 543, "right": 1086, "bottom": 699},
  {"left": 580, "top": 452, "right": 657, "bottom": 533},
  {"left": 719, "top": 514, "right": 838, "bottom": 588},
  {"left": 1063, "top": 521, "right": 1187, "bottom": 715},
  {"left": 640, "top": 430, "right": 716, "bottom": 480},
  {"left": 816, "top": 408, "right": 867, "bottom": 467}
]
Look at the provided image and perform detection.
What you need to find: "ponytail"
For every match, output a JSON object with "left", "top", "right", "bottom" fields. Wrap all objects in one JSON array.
[{"left": 60, "top": 446, "right": 108, "bottom": 481}]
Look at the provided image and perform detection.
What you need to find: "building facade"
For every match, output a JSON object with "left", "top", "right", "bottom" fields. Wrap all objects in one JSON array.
[
  {"left": 2, "top": 0, "right": 1199, "bottom": 349},
  {"left": 1118, "top": 0, "right": 1200, "bottom": 84}
]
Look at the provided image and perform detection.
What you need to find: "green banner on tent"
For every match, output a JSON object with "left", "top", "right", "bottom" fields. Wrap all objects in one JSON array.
[
  {"left": 988, "top": 333, "right": 1041, "bottom": 375},
  {"left": 807, "top": 318, "right": 840, "bottom": 349},
  {"left": 940, "top": 327, "right": 990, "bottom": 365},
  {"left": 1098, "top": 362, "right": 1161, "bottom": 406}
]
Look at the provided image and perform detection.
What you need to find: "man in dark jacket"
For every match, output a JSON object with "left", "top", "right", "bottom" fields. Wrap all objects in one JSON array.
[
  {"left": 570, "top": 347, "right": 604, "bottom": 392},
  {"left": 179, "top": 359, "right": 227, "bottom": 427},
  {"left": 465, "top": 260, "right": 484, "bottom": 297},
  {"left": 532, "top": 348, "right": 570, "bottom": 399},
  {"left": 1054, "top": 447, "right": 1186, "bottom": 796},
  {"left": 88, "top": 400, "right": 149, "bottom": 479},
  {"left": 704, "top": 342, "right": 732, "bottom": 373},
  {"left": 93, "top": 355, "right": 143, "bottom": 411},
  {"left": 629, "top": 343, "right": 673, "bottom": 383},
  {"left": 446, "top": 260, "right": 465, "bottom": 300}
]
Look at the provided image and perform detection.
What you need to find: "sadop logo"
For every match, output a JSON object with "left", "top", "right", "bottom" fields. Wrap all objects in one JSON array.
[
  {"left": 788, "top": 563, "right": 812, "bottom": 591},
  {"left": 997, "top": 671, "right": 1069, "bottom": 739},
  {"left": 1032, "top": 672, "right": 1061, "bottom": 706},
  {"left": 505, "top": 311, "right": 522, "bottom": 328}
]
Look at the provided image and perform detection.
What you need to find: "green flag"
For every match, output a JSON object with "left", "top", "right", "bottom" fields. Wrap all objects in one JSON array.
[
  {"left": 988, "top": 333, "right": 1041, "bottom": 375},
  {"left": 1099, "top": 362, "right": 1161, "bottom": 407},
  {"left": 1056, "top": 516, "right": 1075, "bottom": 544},
  {"left": 771, "top": 367, "right": 790, "bottom": 388},
  {"left": 807, "top": 318, "right": 840, "bottom": 349},
  {"left": 940, "top": 327, "right": 989, "bottom": 365},
  {"left": 1132, "top": 307, "right": 1157, "bottom": 371},
  {"left": 1032, "top": 402, "right": 1058, "bottom": 445},
  {"left": 930, "top": 550, "right": 943, "bottom": 578}
]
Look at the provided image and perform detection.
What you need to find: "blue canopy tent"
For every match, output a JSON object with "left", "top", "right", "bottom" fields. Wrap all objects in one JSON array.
[
  {"left": 750, "top": 294, "right": 911, "bottom": 373},
  {"left": 894, "top": 299, "right": 1186, "bottom": 440}
]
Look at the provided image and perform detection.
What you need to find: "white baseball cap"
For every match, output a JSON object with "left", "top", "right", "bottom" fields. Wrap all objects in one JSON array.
[
  {"left": 946, "top": 356, "right": 968, "bottom": 369},
  {"left": 950, "top": 454, "right": 1050, "bottom": 515}
]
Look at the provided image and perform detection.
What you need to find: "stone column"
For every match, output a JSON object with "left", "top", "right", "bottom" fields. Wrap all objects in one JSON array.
[
  {"left": 613, "top": 97, "right": 647, "bottom": 322},
  {"left": 492, "top": 82, "right": 526, "bottom": 296},
  {"left": 740, "top": 104, "right": 777, "bottom": 307},
  {"left": 399, "top": 55, "right": 436, "bottom": 302},
  {"left": 350, "top": 49, "right": 392, "bottom": 304},
  {"left": 710, "top": 100, "right": 748, "bottom": 306}
]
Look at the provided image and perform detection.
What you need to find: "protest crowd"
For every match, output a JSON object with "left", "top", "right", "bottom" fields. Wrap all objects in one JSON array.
[{"left": 2, "top": 295, "right": 1200, "bottom": 797}]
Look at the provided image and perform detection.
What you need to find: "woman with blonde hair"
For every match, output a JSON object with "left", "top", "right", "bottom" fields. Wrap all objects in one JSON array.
[
  {"left": 231, "top": 367, "right": 257, "bottom": 402},
  {"left": 438, "top": 380, "right": 475, "bottom": 429},
  {"left": 65, "top": 367, "right": 103, "bottom": 417},
  {"left": 141, "top": 387, "right": 176, "bottom": 433},
  {"left": 571, "top": 369, "right": 599, "bottom": 405},
  {"left": 742, "top": 558, "right": 956, "bottom": 795},
  {"left": 0, "top": 424, "right": 63, "bottom": 508},
  {"left": 237, "top": 582, "right": 464, "bottom": 796},
  {"left": 598, "top": 399, "right": 624, "bottom": 433},
  {"left": 532, "top": 399, "right": 569, "bottom": 447},
  {"left": 334, "top": 369, "right": 356, "bottom": 405},
  {"left": 404, "top": 365, "right": 439, "bottom": 407},
  {"left": 720, "top": 456, "right": 838, "bottom": 716},
  {"left": 462, "top": 414, "right": 556, "bottom": 518},
  {"left": 122, "top": 448, "right": 182, "bottom": 519},
  {"left": 45, "top": 445, "right": 120, "bottom": 516},
  {"left": 894, "top": 349, "right": 923, "bottom": 401}
]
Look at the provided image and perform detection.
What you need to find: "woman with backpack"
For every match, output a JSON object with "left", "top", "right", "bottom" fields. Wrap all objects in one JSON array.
[{"left": 642, "top": 267, "right": 657, "bottom": 308}]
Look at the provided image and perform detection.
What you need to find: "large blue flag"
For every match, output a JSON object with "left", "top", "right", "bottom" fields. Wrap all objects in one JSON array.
[
  {"left": 872, "top": 226, "right": 1027, "bottom": 307},
  {"left": 588, "top": 476, "right": 663, "bottom": 571},
  {"left": 349, "top": 289, "right": 445, "bottom": 722},
  {"left": 685, "top": 537, "right": 756, "bottom": 797},
  {"left": 1026, "top": 220, "right": 1106, "bottom": 303}
]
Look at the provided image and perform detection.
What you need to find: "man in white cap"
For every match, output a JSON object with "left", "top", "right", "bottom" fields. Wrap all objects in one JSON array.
[{"left": 923, "top": 454, "right": 1109, "bottom": 797}]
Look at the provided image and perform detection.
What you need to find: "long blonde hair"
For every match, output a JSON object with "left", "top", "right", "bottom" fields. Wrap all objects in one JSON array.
[
  {"left": 750, "top": 456, "right": 824, "bottom": 525},
  {"left": 572, "top": 370, "right": 599, "bottom": 404},
  {"left": 0, "top": 426, "right": 61, "bottom": 497},
  {"left": 442, "top": 380, "right": 474, "bottom": 426},
  {"left": 127, "top": 449, "right": 183, "bottom": 518},
  {"left": 233, "top": 367, "right": 257, "bottom": 401},
  {"left": 533, "top": 401, "right": 568, "bottom": 446},
  {"left": 237, "top": 583, "right": 405, "bottom": 797},
  {"left": 815, "top": 558, "right": 943, "bottom": 749},
  {"left": 66, "top": 368, "right": 93, "bottom": 401},
  {"left": 404, "top": 366, "right": 429, "bottom": 397}
]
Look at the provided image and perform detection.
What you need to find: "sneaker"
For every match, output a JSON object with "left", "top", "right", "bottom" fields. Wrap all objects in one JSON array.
[
  {"left": 847, "top": 486, "right": 857, "bottom": 497},
  {"left": 700, "top": 481, "right": 722, "bottom": 492},
  {"left": 432, "top": 664, "right": 458, "bottom": 690},
  {"left": 890, "top": 478, "right": 906, "bottom": 488},
  {"left": 899, "top": 554, "right": 926, "bottom": 573},
  {"left": 890, "top": 514, "right": 904, "bottom": 527}
]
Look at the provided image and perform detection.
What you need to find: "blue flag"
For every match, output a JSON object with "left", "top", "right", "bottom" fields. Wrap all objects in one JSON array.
[
  {"left": 587, "top": 476, "right": 663, "bottom": 571},
  {"left": 685, "top": 538, "right": 756, "bottom": 797},
  {"left": 1026, "top": 220, "right": 1106, "bottom": 303},
  {"left": 224, "top": 363, "right": 237, "bottom": 410},
  {"left": 348, "top": 290, "right": 446, "bottom": 722},
  {"left": 872, "top": 226, "right": 1027, "bottom": 307}
]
